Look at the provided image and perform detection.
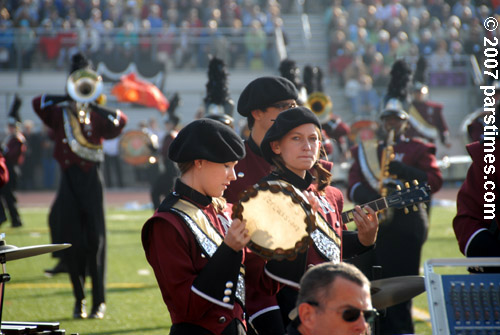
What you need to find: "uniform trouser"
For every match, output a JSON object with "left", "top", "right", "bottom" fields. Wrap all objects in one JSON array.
[
  {"left": 347, "top": 207, "right": 428, "bottom": 335},
  {"left": 57, "top": 165, "right": 106, "bottom": 306},
  {"left": 0, "top": 164, "right": 21, "bottom": 226}
]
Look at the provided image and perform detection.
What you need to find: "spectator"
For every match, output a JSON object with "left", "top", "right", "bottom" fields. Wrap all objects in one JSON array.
[
  {"left": 429, "top": 39, "right": 452, "bottom": 71},
  {"left": 357, "top": 74, "right": 380, "bottom": 119},
  {"left": 56, "top": 19, "right": 78, "bottom": 70},
  {"left": 0, "top": 18, "right": 14, "bottom": 69},
  {"left": 146, "top": 3, "right": 163, "bottom": 29},
  {"left": 244, "top": 19, "right": 267, "bottom": 70},
  {"left": 417, "top": 28, "right": 435, "bottom": 56},
  {"left": 13, "top": 18, "right": 35, "bottom": 69}
]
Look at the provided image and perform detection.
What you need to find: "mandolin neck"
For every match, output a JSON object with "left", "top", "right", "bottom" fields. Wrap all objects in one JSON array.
[{"left": 342, "top": 198, "right": 388, "bottom": 224}]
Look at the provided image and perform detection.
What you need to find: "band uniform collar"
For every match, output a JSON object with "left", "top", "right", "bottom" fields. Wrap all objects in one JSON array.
[
  {"left": 273, "top": 166, "right": 313, "bottom": 191},
  {"left": 174, "top": 179, "right": 212, "bottom": 207},
  {"left": 247, "top": 135, "right": 263, "bottom": 157}
]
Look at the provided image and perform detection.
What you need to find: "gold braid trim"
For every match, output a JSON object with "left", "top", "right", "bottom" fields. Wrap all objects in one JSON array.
[{"left": 67, "top": 110, "right": 102, "bottom": 150}]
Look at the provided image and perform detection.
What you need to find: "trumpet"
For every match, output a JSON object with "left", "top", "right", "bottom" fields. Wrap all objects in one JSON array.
[{"left": 66, "top": 68, "right": 103, "bottom": 103}]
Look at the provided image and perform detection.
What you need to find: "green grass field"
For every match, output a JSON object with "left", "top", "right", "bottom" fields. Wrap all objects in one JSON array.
[{"left": 0, "top": 201, "right": 461, "bottom": 335}]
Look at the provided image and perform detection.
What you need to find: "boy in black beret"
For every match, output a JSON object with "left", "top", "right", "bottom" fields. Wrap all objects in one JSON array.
[
  {"left": 225, "top": 76, "right": 299, "bottom": 334},
  {"left": 225, "top": 76, "right": 298, "bottom": 203}
]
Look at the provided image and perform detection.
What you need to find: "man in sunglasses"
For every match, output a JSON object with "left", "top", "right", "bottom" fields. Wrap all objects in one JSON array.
[{"left": 287, "top": 262, "right": 377, "bottom": 335}]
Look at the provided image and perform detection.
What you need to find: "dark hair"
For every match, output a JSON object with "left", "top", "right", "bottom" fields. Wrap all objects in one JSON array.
[{"left": 297, "top": 262, "right": 370, "bottom": 308}]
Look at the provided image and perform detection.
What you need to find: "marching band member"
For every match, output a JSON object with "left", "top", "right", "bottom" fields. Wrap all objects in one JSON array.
[
  {"left": 453, "top": 139, "right": 500, "bottom": 267},
  {"left": 32, "top": 52, "right": 127, "bottom": 319},
  {"left": 259, "top": 106, "right": 379, "bottom": 330},
  {"left": 224, "top": 76, "right": 299, "bottom": 335},
  {"left": 224, "top": 76, "right": 298, "bottom": 205},
  {"left": 462, "top": 80, "right": 500, "bottom": 143},
  {"left": 0, "top": 94, "right": 25, "bottom": 228},
  {"left": 303, "top": 64, "right": 351, "bottom": 161},
  {"left": 406, "top": 57, "right": 451, "bottom": 147},
  {"left": 347, "top": 98, "right": 442, "bottom": 334},
  {"left": 279, "top": 59, "right": 307, "bottom": 106},
  {"left": 200, "top": 56, "right": 235, "bottom": 117},
  {"left": 151, "top": 93, "right": 181, "bottom": 209},
  {"left": 142, "top": 118, "right": 279, "bottom": 335}
]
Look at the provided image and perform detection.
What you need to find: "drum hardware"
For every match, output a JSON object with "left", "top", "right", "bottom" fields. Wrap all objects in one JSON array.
[
  {"left": 370, "top": 276, "right": 426, "bottom": 310},
  {"left": 348, "top": 120, "right": 379, "bottom": 143},
  {"left": 119, "top": 130, "right": 157, "bottom": 166},
  {"left": 0, "top": 235, "right": 71, "bottom": 335}
]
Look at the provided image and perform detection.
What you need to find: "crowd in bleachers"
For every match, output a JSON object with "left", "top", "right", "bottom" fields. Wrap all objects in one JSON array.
[
  {"left": 324, "top": 0, "right": 498, "bottom": 118},
  {"left": 0, "top": 0, "right": 287, "bottom": 71}
]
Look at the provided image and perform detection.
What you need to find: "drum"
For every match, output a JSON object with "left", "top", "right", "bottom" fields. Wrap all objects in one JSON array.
[
  {"left": 231, "top": 180, "right": 316, "bottom": 261},
  {"left": 119, "top": 130, "right": 155, "bottom": 166},
  {"left": 348, "top": 120, "right": 379, "bottom": 143}
]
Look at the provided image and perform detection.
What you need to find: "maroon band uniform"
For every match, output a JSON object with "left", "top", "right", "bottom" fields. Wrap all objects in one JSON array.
[
  {"left": 0, "top": 131, "right": 25, "bottom": 226},
  {"left": 348, "top": 136, "right": 442, "bottom": 334},
  {"left": 406, "top": 100, "right": 449, "bottom": 145},
  {"left": 453, "top": 141, "right": 500, "bottom": 257},
  {"left": 143, "top": 180, "right": 279, "bottom": 334},
  {"left": 32, "top": 94, "right": 127, "bottom": 316}
]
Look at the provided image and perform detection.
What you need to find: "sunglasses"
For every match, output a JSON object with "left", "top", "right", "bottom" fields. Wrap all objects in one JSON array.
[{"left": 307, "top": 302, "right": 378, "bottom": 323}]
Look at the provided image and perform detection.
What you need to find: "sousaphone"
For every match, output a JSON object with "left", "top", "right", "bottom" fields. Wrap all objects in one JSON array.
[{"left": 306, "top": 92, "right": 332, "bottom": 124}]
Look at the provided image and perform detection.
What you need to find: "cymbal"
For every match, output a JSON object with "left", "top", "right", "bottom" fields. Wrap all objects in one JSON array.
[
  {"left": 0, "top": 243, "right": 71, "bottom": 262},
  {"left": 370, "top": 276, "right": 425, "bottom": 310}
]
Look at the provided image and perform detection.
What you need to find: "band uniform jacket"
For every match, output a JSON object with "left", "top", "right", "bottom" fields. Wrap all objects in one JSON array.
[
  {"left": 142, "top": 180, "right": 279, "bottom": 334},
  {"left": 32, "top": 95, "right": 127, "bottom": 170},
  {"left": 453, "top": 141, "right": 500, "bottom": 256},
  {"left": 2, "top": 132, "right": 26, "bottom": 168},
  {"left": 0, "top": 153, "right": 9, "bottom": 187},
  {"left": 224, "top": 138, "right": 271, "bottom": 204},
  {"left": 347, "top": 137, "right": 442, "bottom": 276},
  {"left": 348, "top": 137, "right": 443, "bottom": 201},
  {"left": 406, "top": 100, "right": 449, "bottom": 145}
]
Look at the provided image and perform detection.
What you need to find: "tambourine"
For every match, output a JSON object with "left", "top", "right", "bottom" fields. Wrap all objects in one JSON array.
[{"left": 231, "top": 180, "right": 316, "bottom": 261}]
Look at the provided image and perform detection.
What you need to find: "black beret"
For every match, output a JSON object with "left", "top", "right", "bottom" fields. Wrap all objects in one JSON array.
[
  {"left": 237, "top": 76, "right": 298, "bottom": 117},
  {"left": 261, "top": 106, "right": 321, "bottom": 164},
  {"left": 169, "top": 118, "right": 245, "bottom": 163}
]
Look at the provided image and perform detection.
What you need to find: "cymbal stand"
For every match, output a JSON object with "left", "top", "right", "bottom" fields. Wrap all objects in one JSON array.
[
  {"left": 0, "top": 252, "right": 11, "bottom": 335},
  {"left": 372, "top": 266, "right": 382, "bottom": 335}
]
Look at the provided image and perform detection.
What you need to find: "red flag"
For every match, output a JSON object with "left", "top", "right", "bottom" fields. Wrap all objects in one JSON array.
[{"left": 111, "top": 73, "right": 169, "bottom": 112}]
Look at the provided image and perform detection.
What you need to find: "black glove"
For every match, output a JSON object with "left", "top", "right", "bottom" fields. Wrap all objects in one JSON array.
[
  {"left": 90, "top": 103, "right": 119, "bottom": 124},
  {"left": 466, "top": 230, "right": 500, "bottom": 273},
  {"left": 43, "top": 94, "right": 70, "bottom": 106},
  {"left": 388, "top": 161, "right": 427, "bottom": 182}
]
